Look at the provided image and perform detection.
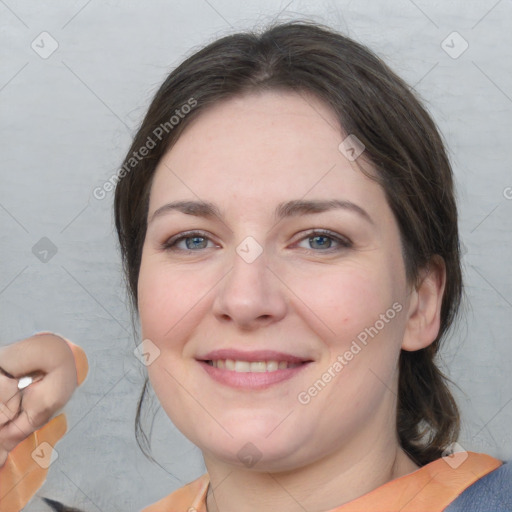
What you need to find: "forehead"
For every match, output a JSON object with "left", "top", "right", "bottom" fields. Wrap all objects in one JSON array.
[{"left": 148, "top": 90, "right": 384, "bottom": 218}]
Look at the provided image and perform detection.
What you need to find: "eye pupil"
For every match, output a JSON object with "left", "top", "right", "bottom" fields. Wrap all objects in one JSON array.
[
  {"left": 310, "top": 235, "right": 331, "bottom": 249},
  {"left": 186, "top": 236, "right": 207, "bottom": 249}
]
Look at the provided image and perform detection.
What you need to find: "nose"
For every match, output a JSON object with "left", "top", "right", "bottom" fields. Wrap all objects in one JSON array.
[{"left": 212, "top": 246, "right": 288, "bottom": 330}]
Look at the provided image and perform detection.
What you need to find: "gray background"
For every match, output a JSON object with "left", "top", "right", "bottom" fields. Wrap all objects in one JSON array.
[{"left": 1, "top": 0, "right": 511, "bottom": 510}]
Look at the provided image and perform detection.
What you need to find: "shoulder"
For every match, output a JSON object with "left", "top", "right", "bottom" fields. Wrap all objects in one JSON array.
[
  {"left": 141, "top": 473, "right": 210, "bottom": 512},
  {"left": 445, "top": 457, "right": 512, "bottom": 511}
]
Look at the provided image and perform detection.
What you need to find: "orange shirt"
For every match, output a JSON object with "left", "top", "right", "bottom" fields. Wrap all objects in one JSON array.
[
  {"left": 142, "top": 453, "right": 502, "bottom": 512},
  {"left": 0, "top": 334, "right": 503, "bottom": 512}
]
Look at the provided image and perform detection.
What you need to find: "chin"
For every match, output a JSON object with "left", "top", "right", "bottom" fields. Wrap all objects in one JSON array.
[{"left": 201, "top": 432, "right": 310, "bottom": 472}]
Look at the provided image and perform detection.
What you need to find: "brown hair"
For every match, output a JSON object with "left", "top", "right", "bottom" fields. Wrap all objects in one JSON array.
[{"left": 114, "top": 20, "right": 462, "bottom": 467}]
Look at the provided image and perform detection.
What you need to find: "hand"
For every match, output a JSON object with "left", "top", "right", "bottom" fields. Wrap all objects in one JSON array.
[{"left": 0, "top": 333, "right": 78, "bottom": 467}]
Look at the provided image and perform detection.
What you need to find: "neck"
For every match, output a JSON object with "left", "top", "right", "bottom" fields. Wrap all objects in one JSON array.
[{"left": 204, "top": 435, "right": 419, "bottom": 512}]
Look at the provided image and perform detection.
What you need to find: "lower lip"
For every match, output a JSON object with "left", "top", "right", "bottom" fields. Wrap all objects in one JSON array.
[{"left": 198, "top": 361, "right": 310, "bottom": 390}]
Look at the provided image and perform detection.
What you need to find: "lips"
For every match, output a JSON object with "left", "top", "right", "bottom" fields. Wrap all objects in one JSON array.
[{"left": 197, "top": 349, "right": 312, "bottom": 389}]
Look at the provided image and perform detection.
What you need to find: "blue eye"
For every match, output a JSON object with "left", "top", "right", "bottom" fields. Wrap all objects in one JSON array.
[
  {"left": 161, "top": 229, "right": 352, "bottom": 253},
  {"left": 183, "top": 235, "right": 209, "bottom": 250},
  {"left": 307, "top": 234, "right": 333, "bottom": 250},
  {"left": 296, "top": 230, "right": 352, "bottom": 252},
  {"left": 162, "top": 231, "right": 214, "bottom": 251}
]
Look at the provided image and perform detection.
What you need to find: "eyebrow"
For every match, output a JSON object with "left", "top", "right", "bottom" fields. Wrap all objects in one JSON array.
[{"left": 149, "top": 199, "right": 374, "bottom": 225}]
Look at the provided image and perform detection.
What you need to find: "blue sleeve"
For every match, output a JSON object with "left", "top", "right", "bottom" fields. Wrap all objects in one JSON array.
[{"left": 445, "top": 460, "right": 512, "bottom": 511}]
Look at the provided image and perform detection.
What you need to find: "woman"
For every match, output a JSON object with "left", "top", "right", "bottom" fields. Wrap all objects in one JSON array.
[{"left": 0, "top": 20, "right": 510, "bottom": 512}]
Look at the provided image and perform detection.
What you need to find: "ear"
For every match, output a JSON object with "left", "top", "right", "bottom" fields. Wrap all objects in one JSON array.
[{"left": 401, "top": 255, "right": 446, "bottom": 351}]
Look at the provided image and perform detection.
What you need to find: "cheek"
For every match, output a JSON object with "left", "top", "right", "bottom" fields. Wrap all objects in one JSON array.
[
  {"left": 138, "top": 258, "right": 208, "bottom": 431},
  {"left": 137, "top": 257, "right": 205, "bottom": 342},
  {"left": 298, "top": 266, "right": 406, "bottom": 418},
  {"left": 287, "top": 261, "right": 399, "bottom": 342},
  {"left": 290, "top": 260, "right": 408, "bottom": 399}
]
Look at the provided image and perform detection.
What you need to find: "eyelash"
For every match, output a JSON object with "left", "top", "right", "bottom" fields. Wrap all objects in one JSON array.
[{"left": 161, "top": 229, "right": 352, "bottom": 253}]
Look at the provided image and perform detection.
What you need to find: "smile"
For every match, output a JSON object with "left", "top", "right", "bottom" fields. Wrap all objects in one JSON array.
[
  {"left": 197, "top": 349, "right": 312, "bottom": 389},
  {"left": 206, "top": 360, "right": 302, "bottom": 372}
]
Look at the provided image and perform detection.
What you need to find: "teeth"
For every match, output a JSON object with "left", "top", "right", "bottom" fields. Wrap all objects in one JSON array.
[
  {"left": 250, "top": 361, "right": 267, "bottom": 372},
  {"left": 266, "top": 361, "right": 279, "bottom": 372},
  {"left": 208, "top": 360, "right": 301, "bottom": 372},
  {"left": 234, "top": 360, "right": 251, "bottom": 372}
]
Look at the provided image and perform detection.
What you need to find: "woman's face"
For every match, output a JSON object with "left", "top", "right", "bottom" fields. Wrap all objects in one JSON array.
[{"left": 138, "top": 91, "right": 415, "bottom": 471}]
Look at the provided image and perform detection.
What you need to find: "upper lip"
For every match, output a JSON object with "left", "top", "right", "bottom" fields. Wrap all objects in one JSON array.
[{"left": 198, "top": 349, "right": 312, "bottom": 364}]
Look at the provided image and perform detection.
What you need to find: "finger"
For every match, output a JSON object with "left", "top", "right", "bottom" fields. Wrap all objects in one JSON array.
[
  {"left": 0, "top": 340, "right": 78, "bottom": 462},
  {"left": 0, "top": 373, "right": 19, "bottom": 404},
  {"left": 0, "top": 408, "right": 37, "bottom": 453},
  {"left": 17, "top": 363, "right": 77, "bottom": 432},
  {"left": 0, "top": 371, "right": 75, "bottom": 450},
  {"left": 0, "top": 391, "right": 22, "bottom": 427},
  {"left": 0, "top": 371, "right": 70, "bottom": 453},
  {"left": 0, "top": 374, "right": 22, "bottom": 429},
  {"left": 0, "top": 334, "right": 74, "bottom": 377}
]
